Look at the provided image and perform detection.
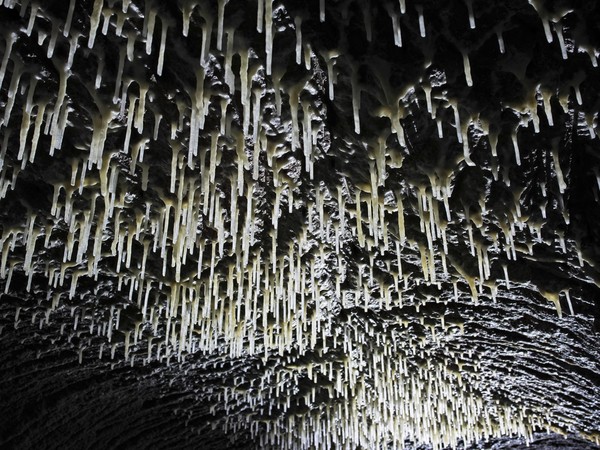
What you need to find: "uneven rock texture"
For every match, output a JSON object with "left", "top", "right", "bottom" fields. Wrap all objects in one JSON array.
[{"left": 0, "top": 0, "right": 600, "bottom": 448}]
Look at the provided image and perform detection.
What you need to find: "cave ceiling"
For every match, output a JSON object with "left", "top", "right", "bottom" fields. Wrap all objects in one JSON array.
[{"left": 1, "top": 0, "right": 600, "bottom": 448}]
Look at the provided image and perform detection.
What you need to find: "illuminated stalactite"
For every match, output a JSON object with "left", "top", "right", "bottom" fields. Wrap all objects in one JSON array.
[{"left": 0, "top": 0, "right": 600, "bottom": 449}]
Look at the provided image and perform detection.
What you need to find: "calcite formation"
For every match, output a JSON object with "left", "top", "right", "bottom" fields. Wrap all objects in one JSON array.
[{"left": 0, "top": 0, "right": 599, "bottom": 448}]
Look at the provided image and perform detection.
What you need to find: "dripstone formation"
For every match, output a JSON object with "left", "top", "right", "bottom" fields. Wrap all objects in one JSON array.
[{"left": 1, "top": 0, "right": 600, "bottom": 448}]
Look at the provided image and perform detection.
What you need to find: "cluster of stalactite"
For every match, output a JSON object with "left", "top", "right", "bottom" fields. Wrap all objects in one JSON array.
[{"left": 0, "top": 0, "right": 599, "bottom": 448}]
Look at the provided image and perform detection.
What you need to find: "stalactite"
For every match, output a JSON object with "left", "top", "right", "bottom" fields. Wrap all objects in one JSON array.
[
  {"left": 0, "top": 1, "right": 598, "bottom": 449},
  {"left": 87, "top": 0, "right": 103, "bottom": 48}
]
